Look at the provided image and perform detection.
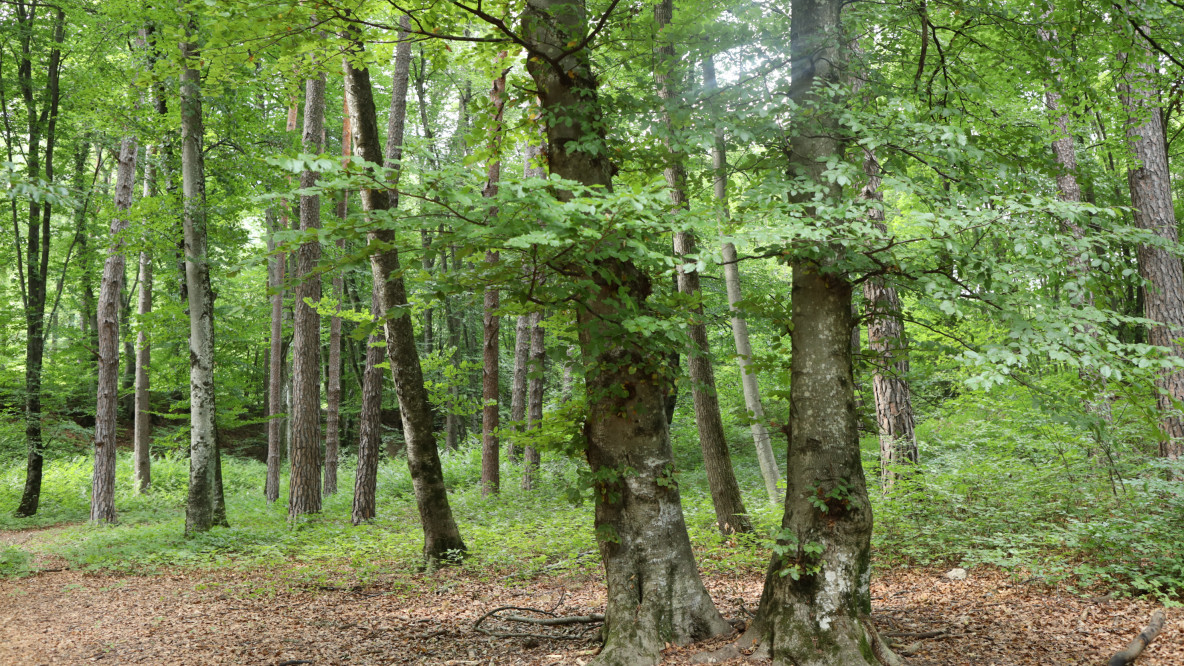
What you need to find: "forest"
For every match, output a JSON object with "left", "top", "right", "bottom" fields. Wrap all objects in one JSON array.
[{"left": 0, "top": 0, "right": 1182, "bottom": 664}]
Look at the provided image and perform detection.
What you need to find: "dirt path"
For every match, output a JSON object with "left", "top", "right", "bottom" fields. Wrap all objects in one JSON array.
[{"left": 0, "top": 565, "right": 1178, "bottom": 665}]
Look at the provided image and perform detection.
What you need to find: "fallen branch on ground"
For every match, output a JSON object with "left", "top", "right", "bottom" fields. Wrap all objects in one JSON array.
[
  {"left": 473, "top": 605, "right": 604, "bottom": 641},
  {"left": 1108, "top": 610, "right": 1167, "bottom": 666}
]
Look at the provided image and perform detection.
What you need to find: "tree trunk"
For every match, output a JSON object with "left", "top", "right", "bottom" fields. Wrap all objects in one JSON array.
[
  {"left": 481, "top": 63, "right": 507, "bottom": 497},
  {"left": 15, "top": 7, "right": 64, "bottom": 519},
  {"left": 266, "top": 205, "right": 285, "bottom": 503},
  {"left": 705, "top": 55, "right": 780, "bottom": 505},
  {"left": 92, "top": 136, "right": 138, "bottom": 523},
  {"left": 655, "top": 0, "right": 750, "bottom": 534},
  {"left": 509, "top": 312, "right": 531, "bottom": 463},
  {"left": 522, "top": 1, "right": 729, "bottom": 661},
  {"left": 181, "top": 30, "right": 227, "bottom": 534},
  {"left": 345, "top": 27, "right": 466, "bottom": 564},
  {"left": 325, "top": 74, "right": 352, "bottom": 498},
  {"left": 288, "top": 71, "right": 326, "bottom": 517},
  {"left": 1120, "top": 46, "right": 1184, "bottom": 460},
  {"left": 444, "top": 262, "right": 463, "bottom": 452},
  {"left": 739, "top": 2, "right": 880, "bottom": 662},
  {"left": 522, "top": 311, "right": 545, "bottom": 490},
  {"left": 133, "top": 146, "right": 155, "bottom": 493}
]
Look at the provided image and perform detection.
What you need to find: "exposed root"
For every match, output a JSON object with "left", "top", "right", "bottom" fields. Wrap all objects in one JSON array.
[
  {"left": 1108, "top": 609, "right": 1167, "bottom": 666},
  {"left": 473, "top": 605, "right": 604, "bottom": 641},
  {"left": 862, "top": 617, "right": 908, "bottom": 666}
]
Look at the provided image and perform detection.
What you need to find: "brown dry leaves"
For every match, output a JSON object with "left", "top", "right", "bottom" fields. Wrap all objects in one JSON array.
[{"left": 0, "top": 566, "right": 1178, "bottom": 665}]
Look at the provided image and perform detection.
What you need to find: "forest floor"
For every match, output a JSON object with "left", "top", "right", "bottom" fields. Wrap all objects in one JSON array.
[{"left": 0, "top": 525, "right": 1178, "bottom": 666}]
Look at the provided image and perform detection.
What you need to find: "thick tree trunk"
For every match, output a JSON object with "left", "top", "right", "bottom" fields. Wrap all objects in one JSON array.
[
  {"left": 181, "top": 33, "right": 228, "bottom": 534},
  {"left": 15, "top": 7, "right": 64, "bottom": 519},
  {"left": 288, "top": 71, "right": 326, "bottom": 517},
  {"left": 345, "top": 28, "right": 466, "bottom": 564},
  {"left": 522, "top": 1, "right": 729, "bottom": 662},
  {"left": 655, "top": 0, "right": 750, "bottom": 534},
  {"left": 740, "top": 2, "right": 881, "bottom": 663},
  {"left": 1120, "top": 49, "right": 1184, "bottom": 460},
  {"left": 707, "top": 54, "right": 780, "bottom": 505},
  {"left": 92, "top": 136, "right": 137, "bottom": 523},
  {"left": 481, "top": 65, "right": 507, "bottom": 496},
  {"left": 266, "top": 206, "right": 285, "bottom": 503},
  {"left": 522, "top": 311, "right": 545, "bottom": 490},
  {"left": 133, "top": 147, "right": 155, "bottom": 493}
]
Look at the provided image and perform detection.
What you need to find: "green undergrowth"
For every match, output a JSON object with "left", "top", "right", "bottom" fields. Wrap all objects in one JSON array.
[{"left": 1, "top": 383, "right": 1182, "bottom": 605}]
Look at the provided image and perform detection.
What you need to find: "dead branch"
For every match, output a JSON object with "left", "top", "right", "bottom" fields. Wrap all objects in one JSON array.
[
  {"left": 1108, "top": 610, "right": 1167, "bottom": 666},
  {"left": 473, "top": 605, "right": 604, "bottom": 641}
]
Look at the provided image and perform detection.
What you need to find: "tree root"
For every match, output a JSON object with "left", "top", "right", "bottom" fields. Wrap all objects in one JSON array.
[
  {"left": 1108, "top": 609, "right": 1167, "bottom": 666},
  {"left": 862, "top": 617, "right": 909, "bottom": 666},
  {"left": 473, "top": 605, "right": 604, "bottom": 641}
]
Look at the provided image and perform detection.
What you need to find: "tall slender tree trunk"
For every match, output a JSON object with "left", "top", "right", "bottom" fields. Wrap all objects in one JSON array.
[
  {"left": 181, "top": 28, "right": 228, "bottom": 534},
  {"left": 655, "top": 0, "right": 750, "bottom": 535},
  {"left": 1120, "top": 46, "right": 1184, "bottom": 460},
  {"left": 522, "top": 1, "right": 729, "bottom": 662},
  {"left": 266, "top": 206, "right": 285, "bottom": 503},
  {"left": 355, "top": 21, "right": 411, "bottom": 525},
  {"left": 92, "top": 136, "right": 138, "bottom": 523},
  {"left": 444, "top": 264, "right": 463, "bottom": 451},
  {"left": 704, "top": 56, "right": 780, "bottom": 505},
  {"left": 15, "top": 7, "right": 64, "bottom": 518},
  {"left": 325, "top": 75, "right": 352, "bottom": 498},
  {"left": 481, "top": 63, "right": 507, "bottom": 497},
  {"left": 739, "top": 2, "right": 884, "bottom": 662},
  {"left": 509, "top": 312, "right": 530, "bottom": 463},
  {"left": 288, "top": 71, "right": 326, "bottom": 517},
  {"left": 345, "top": 27, "right": 466, "bottom": 564},
  {"left": 522, "top": 311, "right": 545, "bottom": 490},
  {"left": 133, "top": 146, "right": 155, "bottom": 493}
]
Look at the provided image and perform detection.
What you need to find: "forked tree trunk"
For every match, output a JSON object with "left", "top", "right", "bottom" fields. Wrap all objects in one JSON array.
[
  {"left": 656, "top": 0, "right": 751, "bottom": 535},
  {"left": 266, "top": 206, "right": 285, "bottom": 503},
  {"left": 288, "top": 71, "right": 326, "bottom": 517},
  {"left": 481, "top": 64, "right": 507, "bottom": 497},
  {"left": 15, "top": 7, "right": 64, "bottom": 519},
  {"left": 739, "top": 2, "right": 882, "bottom": 663},
  {"left": 345, "top": 30, "right": 466, "bottom": 564},
  {"left": 706, "top": 55, "right": 780, "bottom": 506},
  {"left": 1119, "top": 46, "right": 1184, "bottom": 459},
  {"left": 181, "top": 31, "right": 228, "bottom": 534},
  {"left": 522, "top": 1, "right": 729, "bottom": 662},
  {"left": 522, "top": 311, "right": 545, "bottom": 490},
  {"left": 133, "top": 146, "right": 155, "bottom": 493},
  {"left": 92, "top": 136, "right": 138, "bottom": 523}
]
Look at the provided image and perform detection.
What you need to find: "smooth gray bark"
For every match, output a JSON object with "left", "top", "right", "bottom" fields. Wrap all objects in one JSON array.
[{"left": 133, "top": 146, "right": 155, "bottom": 493}]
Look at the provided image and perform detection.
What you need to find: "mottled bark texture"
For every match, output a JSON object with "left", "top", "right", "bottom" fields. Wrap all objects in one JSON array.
[
  {"left": 860, "top": 151, "right": 917, "bottom": 491},
  {"left": 1119, "top": 49, "right": 1184, "bottom": 459},
  {"left": 522, "top": 0, "right": 730, "bottom": 662},
  {"left": 522, "top": 311, "right": 545, "bottom": 490},
  {"left": 481, "top": 65, "right": 507, "bottom": 497},
  {"left": 134, "top": 146, "right": 156, "bottom": 493},
  {"left": 92, "top": 136, "right": 137, "bottom": 523},
  {"left": 655, "top": 0, "right": 750, "bottom": 535},
  {"left": 288, "top": 71, "right": 326, "bottom": 518},
  {"left": 266, "top": 205, "right": 285, "bottom": 504},
  {"left": 739, "top": 0, "right": 882, "bottom": 663},
  {"left": 326, "top": 78, "right": 352, "bottom": 498},
  {"left": 15, "top": 7, "right": 64, "bottom": 518},
  {"left": 345, "top": 29, "right": 466, "bottom": 564},
  {"left": 181, "top": 33, "right": 228, "bottom": 534},
  {"left": 707, "top": 53, "right": 780, "bottom": 506}
]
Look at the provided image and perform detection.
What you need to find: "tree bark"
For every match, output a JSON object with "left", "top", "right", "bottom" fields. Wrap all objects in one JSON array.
[
  {"left": 15, "top": 6, "right": 64, "bottom": 519},
  {"left": 481, "top": 63, "right": 507, "bottom": 497},
  {"left": 288, "top": 71, "right": 326, "bottom": 517},
  {"left": 181, "top": 29, "right": 228, "bottom": 534},
  {"left": 522, "top": 1, "right": 730, "bottom": 662},
  {"left": 706, "top": 55, "right": 781, "bottom": 506},
  {"left": 522, "top": 311, "right": 545, "bottom": 490},
  {"left": 509, "top": 312, "right": 531, "bottom": 463},
  {"left": 655, "top": 0, "right": 751, "bottom": 535},
  {"left": 325, "top": 73, "right": 352, "bottom": 498},
  {"left": 739, "top": 1, "right": 879, "bottom": 662},
  {"left": 1120, "top": 45, "right": 1184, "bottom": 460},
  {"left": 266, "top": 205, "right": 285, "bottom": 503},
  {"left": 133, "top": 145, "right": 155, "bottom": 493},
  {"left": 92, "top": 136, "right": 137, "bottom": 523},
  {"left": 345, "top": 27, "right": 466, "bottom": 564}
]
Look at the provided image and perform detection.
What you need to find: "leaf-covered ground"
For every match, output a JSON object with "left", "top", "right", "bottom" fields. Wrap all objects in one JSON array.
[{"left": 0, "top": 537, "right": 1177, "bottom": 666}]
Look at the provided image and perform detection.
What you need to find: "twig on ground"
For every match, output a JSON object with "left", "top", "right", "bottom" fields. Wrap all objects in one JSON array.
[
  {"left": 1108, "top": 610, "right": 1167, "bottom": 666},
  {"left": 473, "top": 605, "right": 604, "bottom": 641}
]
